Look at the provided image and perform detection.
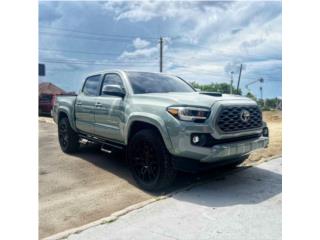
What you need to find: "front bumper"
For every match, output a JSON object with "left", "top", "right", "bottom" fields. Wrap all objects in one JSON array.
[
  {"left": 170, "top": 136, "right": 268, "bottom": 172},
  {"left": 168, "top": 122, "right": 269, "bottom": 163},
  {"left": 201, "top": 136, "right": 268, "bottom": 162}
]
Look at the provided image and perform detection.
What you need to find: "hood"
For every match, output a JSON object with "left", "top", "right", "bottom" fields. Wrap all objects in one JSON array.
[{"left": 133, "top": 92, "right": 255, "bottom": 108}]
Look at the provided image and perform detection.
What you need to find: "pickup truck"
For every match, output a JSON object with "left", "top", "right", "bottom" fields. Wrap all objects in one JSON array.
[{"left": 52, "top": 70, "right": 269, "bottom": 191}]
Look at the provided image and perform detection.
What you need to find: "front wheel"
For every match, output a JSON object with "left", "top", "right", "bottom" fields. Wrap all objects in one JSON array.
[
  {"left": 58, "top": 117, "right": 79, "bottom": 153},
  {"left": 127, "top": 129, "right": 176, "bottom": 191}
]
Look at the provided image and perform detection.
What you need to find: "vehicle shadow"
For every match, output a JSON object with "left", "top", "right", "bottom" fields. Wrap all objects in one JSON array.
[
  {"left": 173, "top": 163, "right": 281, "bottom": 207},
  {"left": 73, "top": 145, "right": 281, "bottom": 206}
]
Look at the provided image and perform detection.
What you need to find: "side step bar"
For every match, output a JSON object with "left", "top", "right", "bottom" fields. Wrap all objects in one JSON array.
[
  {"left": 78, "top": 133, "right": 125, "bottom": 152},
  {"left": 101, "top": 146, "right": 112, "bottom": 154}
]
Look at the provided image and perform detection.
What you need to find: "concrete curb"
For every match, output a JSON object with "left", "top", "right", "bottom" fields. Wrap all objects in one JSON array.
[
  {"left": 43, "top": 196, "right": 168, "bottom": 240},
  {"left": 43, "top": 155, "right": 282, "bottom": 240},
  {"left": 244, "top": 154, "right": 282, "bottom": 167}
]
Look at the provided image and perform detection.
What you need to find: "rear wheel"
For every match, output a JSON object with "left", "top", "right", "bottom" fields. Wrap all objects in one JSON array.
[
  {"left": 128, "top": 129, "right": 176, "bottom": 191},
  {"left": 58, "top": 117, "right": 79, "bottom": 153}
]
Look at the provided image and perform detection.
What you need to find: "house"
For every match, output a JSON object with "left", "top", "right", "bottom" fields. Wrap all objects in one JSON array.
[
  {"left": 39, "top": 82, "right": 66, "bottom": 115},
  {"left": 39, "top": 82, "right": 66, "bottom": 95}
]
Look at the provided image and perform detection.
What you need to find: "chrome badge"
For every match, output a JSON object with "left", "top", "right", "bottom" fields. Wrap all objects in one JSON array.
[{"left": 240, "top": 109, "right": 250, "bottom": 122}]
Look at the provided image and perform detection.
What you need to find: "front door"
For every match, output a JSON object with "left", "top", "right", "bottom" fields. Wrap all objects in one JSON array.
[
  {"left": 94, "top": 73, "right": 126, "bottom": 143},
  {"left": 75, "top": 74, "right": 101, "bottom": 134}
]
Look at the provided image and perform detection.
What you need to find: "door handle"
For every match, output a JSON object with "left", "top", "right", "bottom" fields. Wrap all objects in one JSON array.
[
  {"left": 95, "top": 102, "right": 102, "bottom": 107},
  {"left": 76, "top": 101, "right": 82, "bottom": 105}
]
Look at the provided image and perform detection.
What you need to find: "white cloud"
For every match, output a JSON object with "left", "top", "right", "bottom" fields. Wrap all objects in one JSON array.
[
  {"left": 119, "top": 46, "right": 158, "bottom": 60},
  {"left": 40, "top": 1, "right": 282, "bottom": 97},
  {"left": 133, "top": 38, "right": 150, "bottom": 49}
]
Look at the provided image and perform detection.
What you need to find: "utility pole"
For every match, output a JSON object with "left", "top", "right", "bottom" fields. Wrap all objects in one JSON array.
[
  {"left": 260, "top": 85, "right": 264, "bottom": 108},
  {"left": 159, "top": 37, "right": 163, "bottom": 72},
  {"left": 260, "top": 86, "right": 263, "bottom": 100},
  {"left": 236, "top": 63, "right": 242, "bottom": 95},
  {"left": 230, "top": 71, "right": 234, "bottom": 94}
]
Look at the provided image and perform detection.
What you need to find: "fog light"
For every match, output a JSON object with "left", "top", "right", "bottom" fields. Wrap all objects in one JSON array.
[
  {"left": 192, "top": 135, "right": 200, "bottom": 144},
  {"left": 191, "top": 134, "right": 208, "bottom": 146},
  {"left": 263, "top": 127, "right": 269, "bottom": 137}
]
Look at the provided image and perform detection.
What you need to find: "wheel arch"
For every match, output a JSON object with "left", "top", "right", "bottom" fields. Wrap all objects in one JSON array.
[
  {"left": 57, "top": 108, "right": 77, "bottom": 131},
  {"left": 125, "top": 115, "right": 174, "bottom": 154}
]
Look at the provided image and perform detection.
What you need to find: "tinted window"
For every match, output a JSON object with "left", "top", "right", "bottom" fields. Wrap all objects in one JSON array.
[
  {"left": 101, "top": 74, "right": 124, "bottom": 95},
  {"left": 82, "top": 75, "right": 101, "bottom": 96},
  {"left": 126, "top": 72, "right": 195, "bottom": 94},
  {"left": 39, "top": 94, "right": 52, "bottom": 102}
]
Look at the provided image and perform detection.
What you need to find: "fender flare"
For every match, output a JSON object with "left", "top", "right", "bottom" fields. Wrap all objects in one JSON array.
[
  {"left": 125, "top": 113, "right": 174, "bottom": 154},
  {"left": 57, "top": 107, "right": 77, "bottom": 131}
]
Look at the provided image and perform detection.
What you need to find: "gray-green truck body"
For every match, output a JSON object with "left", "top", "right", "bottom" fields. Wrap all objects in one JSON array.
[{"left": 52, "top": 70, "right": 268, "bottom": 189}]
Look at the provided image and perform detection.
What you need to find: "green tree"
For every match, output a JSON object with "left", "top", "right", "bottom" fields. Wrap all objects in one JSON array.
[
  {"left": 245, "top": 92, "right": 257, "bottom": 101},
  {"left": 265, "top": 98, "right": 278, "bottom": 109},
  {"left": 190, "top": 82, "right": 242, "bottom": 95}
]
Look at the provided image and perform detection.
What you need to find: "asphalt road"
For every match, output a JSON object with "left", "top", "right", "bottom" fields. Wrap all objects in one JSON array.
[{"left": 66, "top": 158, "right": 282, "bottom": 240}]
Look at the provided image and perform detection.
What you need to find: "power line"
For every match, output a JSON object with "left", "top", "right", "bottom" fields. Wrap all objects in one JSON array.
[
  {"left": 40, "top": 58, "right": 158, "bottom": 66},
  {"left": 41, "top": 58, "right": 156, "bottom": 64},
  {"left": 39, "top": 48, "right": 121, "bottom": 56},
  {"left": 39, "top": 25, "right": 160, "bottom": 40},
  {"left": 39, "top": 31, "right": 138, "bottom": 43}
]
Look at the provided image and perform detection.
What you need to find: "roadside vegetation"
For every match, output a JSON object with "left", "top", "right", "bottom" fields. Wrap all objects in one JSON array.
[{"left": 245, "top": 110, "right": 282, "bottom": 165}]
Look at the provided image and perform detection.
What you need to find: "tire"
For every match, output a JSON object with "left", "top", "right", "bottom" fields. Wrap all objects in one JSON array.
[
  {"left": 58, "top": 117, "right": 79, "bottom": 153},
  {"left": 127, "top": 129, "right": 176, "bottom": 191}
]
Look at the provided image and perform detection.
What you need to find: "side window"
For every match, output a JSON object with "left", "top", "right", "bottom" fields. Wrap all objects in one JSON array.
[
  {"left": 82, "top": 75, "right": 101, "bottom": 96},
  {"left": 101, "top": 74, "right": 125, "bottom": 95}
]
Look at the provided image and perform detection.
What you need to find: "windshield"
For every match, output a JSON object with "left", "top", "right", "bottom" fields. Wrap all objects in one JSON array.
[{"left": 126, "top": 72, "right": 195, "bottom": 94}]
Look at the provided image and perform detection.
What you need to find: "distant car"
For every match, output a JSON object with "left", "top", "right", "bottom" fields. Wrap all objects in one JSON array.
[
  {"left": 39, "top": 93, "right": 56, "bottom": 115},
  {"left": 52, "top": 70, "right": 269, "bottom": 191},
  {"left": 39, "top": 93, "right": 77, "bottom": 115}
]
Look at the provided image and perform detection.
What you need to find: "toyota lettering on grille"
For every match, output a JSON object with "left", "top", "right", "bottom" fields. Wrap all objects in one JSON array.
[{"left": 240, "top": 109, "right": 250, "bottom": 122}]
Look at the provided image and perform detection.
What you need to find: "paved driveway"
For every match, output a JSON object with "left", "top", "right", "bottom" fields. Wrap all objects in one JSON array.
[{"left": 66, "top": 158, "right": 282, "bottom": 240}]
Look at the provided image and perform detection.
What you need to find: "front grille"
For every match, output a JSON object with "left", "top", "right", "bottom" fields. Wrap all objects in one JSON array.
[{"left": 216, "top": 105, "right": 262, "bottom": 132}]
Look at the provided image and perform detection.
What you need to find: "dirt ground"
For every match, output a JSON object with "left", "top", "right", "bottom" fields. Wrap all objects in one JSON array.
[
  {"left": 39, "top": 121, "right": 153, "bottom": 238},
  {"left": 39, "top": 111, "right": 282, "bottom": 238},
  {"left": 245, "top": 110, "right": 282, "bottom": 165},
  {"left": 39, "top": 121, "right": 204, "bottom": 238}
]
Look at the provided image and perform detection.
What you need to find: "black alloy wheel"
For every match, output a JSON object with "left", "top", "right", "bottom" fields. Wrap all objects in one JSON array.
[
  {"left": 58, "top": 120, "right": 68, "bottom": 148},
  {"left": 58, "top": 117, "right": 79, "bottom": 153},
  {"left": 132, "top": 139, "right": 160, "bottom": 186},
  {"left": 128, "top": 129, "right": 176, "bottom": 191}
]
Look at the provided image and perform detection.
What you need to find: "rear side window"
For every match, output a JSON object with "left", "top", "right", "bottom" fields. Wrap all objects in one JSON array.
[{"left": 82, "top": 75, "right": 101, "bottom": 96}]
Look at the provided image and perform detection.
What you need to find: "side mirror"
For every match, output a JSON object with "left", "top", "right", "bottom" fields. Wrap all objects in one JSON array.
[{"left": 102, "top": 84, "right": 125, "bottom": 98}]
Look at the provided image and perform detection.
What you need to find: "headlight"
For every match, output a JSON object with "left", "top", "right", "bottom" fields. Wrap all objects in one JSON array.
[{"left": 167, "top": 106, "right": 210, "bottom": 122}]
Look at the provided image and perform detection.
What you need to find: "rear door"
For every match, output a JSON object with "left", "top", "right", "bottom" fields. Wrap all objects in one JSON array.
[
  {"left": 75, "top": 74, "right": 102, "bottom": 134},
  {"left": 94, "top": 73, "right": 126, "bottom": 143}
]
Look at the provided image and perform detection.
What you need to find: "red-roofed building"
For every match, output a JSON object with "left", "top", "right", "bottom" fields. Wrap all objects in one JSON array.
[{"left": 39, "top": 82, "right": 66, "bottom": 95}]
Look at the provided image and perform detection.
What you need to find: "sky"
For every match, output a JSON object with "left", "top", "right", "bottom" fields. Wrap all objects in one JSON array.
[{"left": 39, "top": 0, "right": 282, "bottom": 98}]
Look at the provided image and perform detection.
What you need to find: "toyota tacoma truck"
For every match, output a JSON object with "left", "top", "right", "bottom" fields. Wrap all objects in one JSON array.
[{"left": 52, "top": 70, "right": 269, "bottom": 191}]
